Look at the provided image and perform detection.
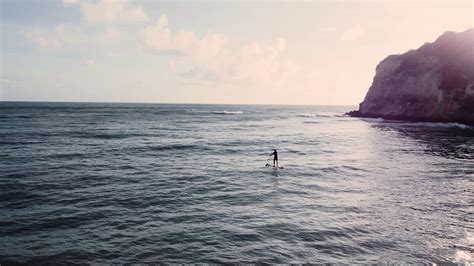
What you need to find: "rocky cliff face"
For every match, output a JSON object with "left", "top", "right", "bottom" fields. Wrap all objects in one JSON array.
[{"left": 349, "top": 29, "right": 474, "bottom": 125}]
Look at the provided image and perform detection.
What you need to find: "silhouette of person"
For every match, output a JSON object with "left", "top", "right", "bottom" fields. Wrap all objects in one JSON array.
[{"left": 270, "top": 149, "right": 278, "bottom": 167}]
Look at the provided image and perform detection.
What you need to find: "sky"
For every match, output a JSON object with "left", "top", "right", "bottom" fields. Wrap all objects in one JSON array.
[{"left": 1, "top": 0, "right": 473, "bottom": 105}]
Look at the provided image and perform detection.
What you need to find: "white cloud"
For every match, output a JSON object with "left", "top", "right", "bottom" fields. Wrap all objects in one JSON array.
[
  {"left": 156, "top": 14, "right": 168, "bottom": 29},
  {"left": 142, "top": 15, "right": 173, "bottom": 51},
  {"left": 228, "top": 38, "right": 291, "bottom": 83},
  {"left": 193, "top": 34, "right": 228, "bottom": 60},
  {"left": 173, "top": 30, "right": 197, "bottom": 53},
  {"left": 25, "top": 7, "right": 301, "bottom": 94},
  {"left": 141, "top": 16, "right": 297, "bottom": 86},
  {"left": 104, "top": 27, "right": 121, "bottom": 40},
  {"left": 25, "top": 24, "right": 124, "bottom": 50},
  {"left": 62, "top": 0, "right": 78, "bottom": 6},
  {"left": 25, "top": 25, "right": 82, "bottom": 49},
  {"left": 142, "top": 15, "right": 228, "bottom": 58},
  {"left": 86, "top": 59, "right": 96, "bottom": 66},
  {"left": 81, "top": 0, "right": 149, "bottom": 24},
  {"left": 171, "top": 37, "right": 296, "bottom": 87},
  {"left": 341, "top": 24, "right": 366, "bottom": 41}
]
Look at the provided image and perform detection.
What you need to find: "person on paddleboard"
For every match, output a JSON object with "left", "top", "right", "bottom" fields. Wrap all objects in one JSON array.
[{"left": 270, "top": 149, "right": 278, "bottom": 167}]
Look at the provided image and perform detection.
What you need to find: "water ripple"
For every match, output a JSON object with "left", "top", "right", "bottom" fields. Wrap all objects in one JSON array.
[{"left": 0, "top": 102, "right": 472, "bottom": 264}]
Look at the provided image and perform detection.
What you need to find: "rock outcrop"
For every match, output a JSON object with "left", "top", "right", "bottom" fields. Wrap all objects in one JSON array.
[{"left": 348, "top": 28, "right": 474, "bottom": 125}]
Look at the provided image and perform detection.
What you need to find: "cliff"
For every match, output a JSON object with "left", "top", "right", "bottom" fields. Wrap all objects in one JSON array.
[{"left": 348, "top": 28, "right": 474, "bottom": 125}]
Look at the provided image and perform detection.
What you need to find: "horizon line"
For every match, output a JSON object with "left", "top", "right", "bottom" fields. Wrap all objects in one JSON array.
[{"left": 0, "top": 100, "right": 359, "bottom": 107}]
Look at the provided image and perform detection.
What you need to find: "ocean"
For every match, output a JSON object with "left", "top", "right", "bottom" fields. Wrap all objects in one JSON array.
[{"left": 1, "top": 102, "right": 473, "bottom": 264}]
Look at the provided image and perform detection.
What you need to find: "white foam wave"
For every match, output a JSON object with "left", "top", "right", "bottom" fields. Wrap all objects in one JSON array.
[
  {"left": 418, "top": 122, "right": 471, "bottom": 129},
  {"left": 189, "top": 109, "right": 243, "bottom": 115},
  {"left": 297, "top": 113, "right": 316, "bottom": 118},
  {"left": 297, "top": 112, "right": 344, "bottom": 118},
  {"left": 315, "top": 112, "right": 345, "bottom": 118},
  {"left": 212, "top": 110, "right": 243, "bottom": 115},
  {"left": 359, "top": 118, "right": 471, "bottom": 129}
]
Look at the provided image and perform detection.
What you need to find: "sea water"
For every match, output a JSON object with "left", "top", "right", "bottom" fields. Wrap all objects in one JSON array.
[{"left": 0, "top": 102, "right": 473, "bottom": 264}]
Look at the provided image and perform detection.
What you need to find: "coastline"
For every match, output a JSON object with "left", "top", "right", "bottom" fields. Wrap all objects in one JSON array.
[{"left": 346, "top": 110, "right": 474, "bottom": 126}]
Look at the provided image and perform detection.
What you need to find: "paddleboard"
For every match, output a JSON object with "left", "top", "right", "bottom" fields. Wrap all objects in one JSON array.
[{"left": 266, "top": 165, "right": 284, "bottom": 169}]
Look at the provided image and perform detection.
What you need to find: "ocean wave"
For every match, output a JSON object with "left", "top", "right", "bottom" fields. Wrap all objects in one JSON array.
[
  {"left": 150, "top": 144, "right": 198, "bottom": 151},
  {"left": 297, "top": 112, "right": 344, "bottom": 118},
  {"left": 0, "top": 140, "right": 44, "bottom": 145},
  {"left": 212, "top": 110, "right": 243, "bottom": 115},
  {"left": 2, "top": 102, "right": 472, "bottom": 264},
  {"left": 189, "top": 109, "right": 243, "bottom": 115},
  {"left": 73, "top": 133, "right": 134, "bottom": 139},
  {"left": 145, "top": 143, "right": 212, "bottom": 152},
  {"left": 0, "top": 114, "right": 34, "bottom": 119},
  {"left": 297, "top": 113, "right": 316, "bottom": 118},
  {"left": 415, "top": 122, "right": 472, "bottom": 129},
  {"left": 360, "top": 117, "right": 472, "bottom": 129},
  {"left": 360, "top": 117, "right": 385, "bottom": 122}
]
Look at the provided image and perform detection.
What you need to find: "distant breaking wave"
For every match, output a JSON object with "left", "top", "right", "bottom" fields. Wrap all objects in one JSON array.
[
  {"left": 360, "top": 118, "right": 472, "bottom": 129},
  {"left": 212, "top": 110, "right": 243, "bottom": 115},
  {"left": 410, "top": 122, "right": 471, "bottom": 129},
  {"left": 189, "top": 109, "right": 243, "bottom": 115},
  {"left": 297, "top": 112, "right": 344, "bottom": 118},
  {"left": 297, "top": 113, "right": 316, "bottom": 118}
]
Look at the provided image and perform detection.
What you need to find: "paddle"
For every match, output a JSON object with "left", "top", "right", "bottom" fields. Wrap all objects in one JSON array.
[{"left": 265, "top": 155, "right": 272, "bottom": 167}]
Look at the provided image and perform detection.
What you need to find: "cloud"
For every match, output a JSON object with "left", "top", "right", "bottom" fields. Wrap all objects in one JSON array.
[
  {"left": 80, "top": 0, "right": 149, "bottom": 24},
  {"left": 141, "top": 15, "right": 297, "bottom": 86},
  {"left": 25, "top": 25, "right": 82, "bottom": 49},
  {"left": 104, "top": 27, "right": 121, "bottom": 40},
  {"left": 341, "top": 24, "right": 366, "bottom": 41},
  {"left": 61, "top": 0, "right": 149, "bottom": 26},
  {"left": 170, "top": 37, "right": 296, "bottom": 87},
  {"left": 62, "top": 0, "right": 78, "bottom": 6},
  {"left": 25, "top": 5, "right": 301, "bottom": 91},
  {"left": 25, "top": 24, "right": 125, "bottom": 50},
  {"left": 231, "top": 38, "right": 289, "bottom": 82},
  {"left": 142, "top": 15, "right": 228, "bottom": 58},
  {"left": 86, "top": 59, "right": 96, "bottom": 66},
  {"left": 142, "top": 15, "right": 174, "bottom": 52},
  {"left": 25, "top": 1, "right": 142, "bottom": 49}
]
